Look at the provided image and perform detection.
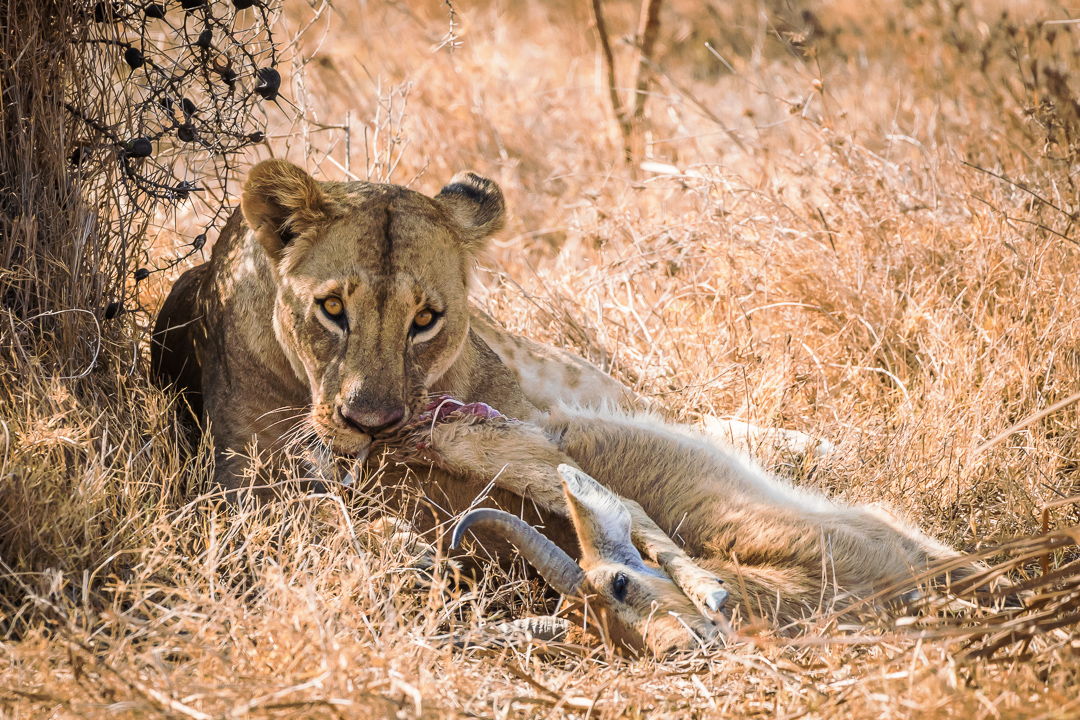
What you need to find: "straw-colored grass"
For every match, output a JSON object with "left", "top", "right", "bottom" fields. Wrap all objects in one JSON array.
[{"left": 4, "top": 0, "right": 1080, "bottom": 717}]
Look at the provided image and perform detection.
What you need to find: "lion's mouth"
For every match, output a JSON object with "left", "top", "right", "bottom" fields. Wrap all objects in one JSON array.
[
  {"left": 309, "top": 415, "right": 375, "bottom": 464},
  {"left": 318, "top": 396, "right": 510, "bottom": 480},
  {"left": 314, "top": 437, "right": 371, "bottom": 488}
]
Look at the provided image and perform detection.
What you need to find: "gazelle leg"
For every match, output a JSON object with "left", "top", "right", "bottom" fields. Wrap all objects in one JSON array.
[
  {"left": 697, "top": 417, "right": 833, "bottom": 459},
  {"left": 622, "top": 499, "right": 729, "bottom": 615}
]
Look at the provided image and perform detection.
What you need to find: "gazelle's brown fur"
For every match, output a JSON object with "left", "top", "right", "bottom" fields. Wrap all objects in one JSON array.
[{"left": 400, "top": 402, "right": 962, "bottom": 653}]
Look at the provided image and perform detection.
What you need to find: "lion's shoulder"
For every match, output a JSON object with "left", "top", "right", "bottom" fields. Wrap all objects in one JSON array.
[{"left": 151, "top": 261, "right": 210, "bottom": 418}]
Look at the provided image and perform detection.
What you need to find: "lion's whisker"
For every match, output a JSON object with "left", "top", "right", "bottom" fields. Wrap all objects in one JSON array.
[{"left": 255, "top": 405, "right": 308, "bottom": 424}]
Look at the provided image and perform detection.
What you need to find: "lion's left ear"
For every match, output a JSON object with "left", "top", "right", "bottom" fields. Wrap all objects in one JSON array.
[{"left": 434, "top": 172, "right": 506, "bottom": 251}]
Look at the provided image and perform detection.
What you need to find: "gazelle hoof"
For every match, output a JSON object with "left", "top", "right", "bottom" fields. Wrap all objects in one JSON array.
[{"left": 706, "top": 587, "right": 729, "bottom": 612}]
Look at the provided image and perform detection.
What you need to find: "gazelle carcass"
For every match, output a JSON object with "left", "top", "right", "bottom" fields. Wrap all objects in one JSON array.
[{"left": 394, "top": 400, "right": 972, "bottom": 656}]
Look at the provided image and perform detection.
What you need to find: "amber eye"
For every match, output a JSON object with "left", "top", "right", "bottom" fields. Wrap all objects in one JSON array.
[
  {"left": 321, "top": 296, "right": 345, "bottom": 319},
  {"left": 413, "top": 309, "right": 436, "bottom": 330}
]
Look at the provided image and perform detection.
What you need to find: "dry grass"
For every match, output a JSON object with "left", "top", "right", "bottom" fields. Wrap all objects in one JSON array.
[{"left": 5, "top": 0, "right": 1080, "bottom": 717}]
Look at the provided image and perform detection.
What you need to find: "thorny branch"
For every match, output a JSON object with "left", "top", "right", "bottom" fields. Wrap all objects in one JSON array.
[{"left": 66, "top": 0, "right": 282, "bottom": 317}]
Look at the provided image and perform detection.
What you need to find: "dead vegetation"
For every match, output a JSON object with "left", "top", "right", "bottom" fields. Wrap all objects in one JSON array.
[{"left": 4, "top": 0, "right": 1080, "bottom": 717}]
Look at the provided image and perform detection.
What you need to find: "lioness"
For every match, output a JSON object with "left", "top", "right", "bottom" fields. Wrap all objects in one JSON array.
[
  {"left": 154, "top": 161, "right": 964, "bottom": 653},
  {"left": 152, "top": 159, "right": 730, "bottom": 621}
]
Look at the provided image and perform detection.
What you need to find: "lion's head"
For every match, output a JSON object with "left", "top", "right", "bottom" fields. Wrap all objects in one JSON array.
[{"left": 240, "top": 159, "right": 505, "bottom": 460}]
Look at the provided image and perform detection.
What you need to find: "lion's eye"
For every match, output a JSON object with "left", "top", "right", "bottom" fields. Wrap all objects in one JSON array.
[
  {"left": 413, "top": 309, "right": 436, "bottom": 330},
  {"left": 321, "top": 296, "right": 345, "bottom": 319}
]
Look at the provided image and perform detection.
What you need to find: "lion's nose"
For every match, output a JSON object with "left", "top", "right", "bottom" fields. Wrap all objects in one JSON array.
[{"left": 339, "top": 404, "right": 406, "bottom": 436}]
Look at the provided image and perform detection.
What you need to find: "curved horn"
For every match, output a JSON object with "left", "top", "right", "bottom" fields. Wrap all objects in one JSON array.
[{"left": 452, "top": 509, "right": 586, "bottom": 598}]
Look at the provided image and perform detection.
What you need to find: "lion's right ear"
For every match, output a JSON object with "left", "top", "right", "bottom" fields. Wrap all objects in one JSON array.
[
  {"left": 434, "top": 172, "right": 506, "bottom": 252},
  {"left": 241, "top": 159, "right": 330, "bottom": 262}
]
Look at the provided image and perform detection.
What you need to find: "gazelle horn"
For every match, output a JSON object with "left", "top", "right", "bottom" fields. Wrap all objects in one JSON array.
[{"left": 452, "top": 509, "right": 586, "bottom": 598}]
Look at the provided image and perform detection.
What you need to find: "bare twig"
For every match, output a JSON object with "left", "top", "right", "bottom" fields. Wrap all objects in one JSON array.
[
  {"left": 589, "top": 0, "right": 632, "bottom": 160},
  {"left": 639, "top": 55, "right": 749, "bottom": 154}
]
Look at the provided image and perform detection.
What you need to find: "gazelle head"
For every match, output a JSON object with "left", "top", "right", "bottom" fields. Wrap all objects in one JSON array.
[{"left": 451, "top": 465, "right": 720, "bottom": 656}]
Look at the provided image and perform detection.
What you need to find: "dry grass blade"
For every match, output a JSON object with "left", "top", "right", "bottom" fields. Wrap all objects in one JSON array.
[{"left": 792, "top": 507, "right": 1080, "bottom": 669}]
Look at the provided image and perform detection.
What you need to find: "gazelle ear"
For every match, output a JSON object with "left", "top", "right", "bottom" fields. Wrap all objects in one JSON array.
[
  {"left": 241, "top": 159, "right": 331, "bottom": 263},
  {"left": 434, "top": 172, "right": 505, "bottom": 253},
  {"left": 558, "top": 464, "right": 647, "bottom": 570}
]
